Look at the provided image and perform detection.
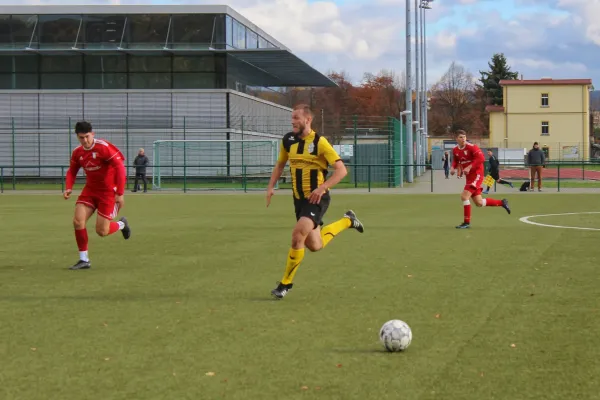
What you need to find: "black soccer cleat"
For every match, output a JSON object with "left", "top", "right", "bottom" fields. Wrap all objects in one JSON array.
[
  {"left": 455, "top": 222, "right": 470, "bottom": 229},
  {"left": 501, "top": 199, "right": 511, "bottom": 215},
  {"left": 69, "top": 259, "right": 91, "bottom": 270},
  {"left": 344, "top": 210, "right": 364, "bottom": 233},
  {"left": 271, "top": 282, "right": 293, "bottom": 299},
  {"left": 119, "top": 217, "right": 131, "bottom": 239}
]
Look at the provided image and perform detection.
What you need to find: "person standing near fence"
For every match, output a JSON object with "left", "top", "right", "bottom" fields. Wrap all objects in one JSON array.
[
  {"left": 527, "top": 142, "right": 545, "bottom": 192},
  {"left": 133, "top": 148, "right": 149, "bottom": 193},
  {"left": 442, "top": 151, "right": 450, "bottom": 179},
  {"left": 483, "top": 149, "right": 513, "bottom": 194}
]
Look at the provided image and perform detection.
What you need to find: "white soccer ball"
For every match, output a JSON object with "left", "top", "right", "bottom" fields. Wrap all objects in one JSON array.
[{"left": 379, "top": 319, "right": 412, "bottom": 352}]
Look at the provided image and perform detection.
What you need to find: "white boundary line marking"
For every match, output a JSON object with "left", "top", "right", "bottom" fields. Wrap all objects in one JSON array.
[{"left": 519, "top": 212, "right": 600, "bottom": 231}]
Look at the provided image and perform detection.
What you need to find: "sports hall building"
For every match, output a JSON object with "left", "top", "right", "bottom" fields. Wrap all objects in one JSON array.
[{"left": 0, "top": 5, "right": 334, "bottom": 183}]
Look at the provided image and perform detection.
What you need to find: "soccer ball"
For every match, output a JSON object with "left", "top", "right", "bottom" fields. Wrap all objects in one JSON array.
[{"left": 379, "top": 319, "right": 412, "bottom": 352}]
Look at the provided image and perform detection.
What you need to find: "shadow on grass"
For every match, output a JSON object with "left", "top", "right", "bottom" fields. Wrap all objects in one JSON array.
[
  {"left": 0, "top": 292, "right": 190, "bottom": 302},
  {"left": 330, "top": 348, "right": 389, "bottom": 354}
]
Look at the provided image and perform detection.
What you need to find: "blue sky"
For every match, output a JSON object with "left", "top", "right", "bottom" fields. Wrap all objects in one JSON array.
[{"left": 9, "top": 0, "right": 600, "bottom": 87}]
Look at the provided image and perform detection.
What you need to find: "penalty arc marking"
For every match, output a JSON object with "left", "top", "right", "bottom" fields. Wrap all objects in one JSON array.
[{"left": 519, "top": 212, "right": 600, "bottom": 231}]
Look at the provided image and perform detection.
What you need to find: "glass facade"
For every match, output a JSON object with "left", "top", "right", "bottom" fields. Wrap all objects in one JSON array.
[
  {"left": 0, "top": 12, "right": 278, "bottom": 90},
  {"left": 0, "top": 54, "right": 224, "bottom": 89}
]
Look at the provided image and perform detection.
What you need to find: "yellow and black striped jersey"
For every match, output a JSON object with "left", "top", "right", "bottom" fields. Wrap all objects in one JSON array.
[{"left": 278, "top": 130, "right": 341, "bottom": 200}]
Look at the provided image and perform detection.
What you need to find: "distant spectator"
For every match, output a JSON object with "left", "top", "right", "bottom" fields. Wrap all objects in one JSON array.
[
  {"left": 527, "top": 142, "right": 546, "bottom": 192},
  {"left": 133, "top": 148, "right": 149, "bottom": 193},
  {"left": 442, "top": 151, "right": 450, "bottom": 179}
]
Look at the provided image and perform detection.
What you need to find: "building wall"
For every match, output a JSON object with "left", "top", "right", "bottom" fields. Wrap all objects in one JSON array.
[
  {"left": 488, "top": 112, "right": 505, "bottom": 145},
  {"left": 489, "top": 83, "right": 591, "bottom": 160},
  {"left": 0, "top": 89, "right": 290, "bottom": 177},
  {"left": 505, "top": 85, "right": 585, "bottom": 114}
]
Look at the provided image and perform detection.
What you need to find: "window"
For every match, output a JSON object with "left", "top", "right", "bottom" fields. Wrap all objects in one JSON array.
[
  {"left": 10, "top": 15, "right": 38, "bottom": 47},
  {"left": 171, "top": 14, "right": 217, "bottom": 49},
  {"left": 173, "top": 55, "right": 215, "bottom": 72},
  {"left": 85, "top": 73, "right": 126, "bottom": 89},
  {"left": 246, "top": 29, "right": 258, "bottom": 49},
  {"left": 84, "top": 15, "right": 126, "bottom": 48},
  {"left": 41, "top": 55, "right": 82, "bottom": 72},
  {"left": 258, "top": 35, "right": 269, "bottom": 49},
  {"left": 127, "top": 14, "right": 170, "bottom": 48},
  {"left": 225, "top": 15, "right": 233, "bottom": 48},
  {"left": 85, "top": 55, "right": 126, "bottom": 72},
  {"left": 541, "top": 93, "right": 549, "bottom": 107},
  {"left": 128, "top": 56, "right": 170, "bottom": 72},
  {"left": 0, "top": 15, "right": 11, "bottom": 46},
  {"left": 38, "top": 14, "right": 82, "bottom": 49},
  {"left": 541, "top": 121, "right": 549, "bottom": 136},
  {"left": 232, "top": 18, "right": 245, "bottom": 49}
]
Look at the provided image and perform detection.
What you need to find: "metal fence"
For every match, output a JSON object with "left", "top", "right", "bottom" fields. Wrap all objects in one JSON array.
[
  {"left": 2, "top": 161, "right": 600, "bottom": 193},
  {"left": 0, "top": 114, "right": 427, "bottom": 190}
]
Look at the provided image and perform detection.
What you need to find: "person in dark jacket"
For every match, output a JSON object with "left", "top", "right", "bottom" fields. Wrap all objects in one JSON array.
[
  {"left": 527, "top": 142, "right": 546, "bottom": 191},
  {"left": 133, "top": 148, "right": 149, "bottom": 193},
  {"left": 442, "top": 151, "right": 450, "bottom": 179},
  {"left": 483, "top": 149, "right": 513, "bottom": 194}
]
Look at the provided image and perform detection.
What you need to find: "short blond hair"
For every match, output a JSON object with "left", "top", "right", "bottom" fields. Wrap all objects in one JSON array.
[
  {"left": 139, "top": 148, "right": 144, "bottom": 152},
  {"left": 293, "top": 104, "right": 314, "bottom": 118}
]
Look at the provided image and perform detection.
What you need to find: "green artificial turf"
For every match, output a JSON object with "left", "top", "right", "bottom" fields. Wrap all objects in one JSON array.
[{"left": 1, "top": 193, "right": 599, "bottom": 399}]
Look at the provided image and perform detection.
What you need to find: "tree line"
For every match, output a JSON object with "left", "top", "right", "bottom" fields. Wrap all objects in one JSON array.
[{"left": 250, "top": 53, "right": 520, "bottom": 140}]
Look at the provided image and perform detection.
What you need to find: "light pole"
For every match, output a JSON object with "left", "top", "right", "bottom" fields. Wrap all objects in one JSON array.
[
  {"left": 399, "top": 110, "right": 411, "bottom": 187},
  {"left": 414, "top": 0, "right": 421, "bottom": 176},
  {"left": 420, "top": 0, "right": 433, "bottom": 173},
  {"left": 405, "top": 0, "right": 414, "bottom": 183},
  {"left": 413, "top": 120, "right": 420, "bottom": 177}
]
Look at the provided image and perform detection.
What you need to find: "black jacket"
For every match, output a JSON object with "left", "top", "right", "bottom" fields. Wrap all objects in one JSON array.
[
  {"left": 134, "top": 155, "right": 149, "bottom": 174},
  {"left": 488, "top": 155, "right": 499, "bottom": 174}
]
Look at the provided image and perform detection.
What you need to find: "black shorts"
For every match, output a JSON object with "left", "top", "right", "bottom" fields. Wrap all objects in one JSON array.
[
  {"left": 294, "top": 193, "right": 330, "bottom": 229},
  {"left": 489, "top": 171, "right": 500, "bottom": 181}
]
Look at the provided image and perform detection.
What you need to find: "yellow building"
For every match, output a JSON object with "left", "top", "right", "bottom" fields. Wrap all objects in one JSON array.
[{"left": 487, "top": 78, "right": 593, "bottom": 160}]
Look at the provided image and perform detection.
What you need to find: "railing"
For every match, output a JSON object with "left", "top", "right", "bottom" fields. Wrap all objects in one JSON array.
[{"left": 2, "top": 162, "right": 600, "bottom": 193}]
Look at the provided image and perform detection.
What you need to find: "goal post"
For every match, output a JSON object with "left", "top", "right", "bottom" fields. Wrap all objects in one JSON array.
[{"left": 152, "top": 139, "right": 279, "bottom": 191}]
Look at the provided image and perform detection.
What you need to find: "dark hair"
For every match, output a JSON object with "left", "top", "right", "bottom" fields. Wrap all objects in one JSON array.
[
  {"left": 293, "top": 103, "right": 314, "bottom": 118},
  {"left": 533, "top": 142, "right": 539, "bottom": 146},
  {"left": 456, "top": 129, "right": 466, "bottom": 136},
  {"left": 75, "top": 121, "right": 93, "bottom": 135}
]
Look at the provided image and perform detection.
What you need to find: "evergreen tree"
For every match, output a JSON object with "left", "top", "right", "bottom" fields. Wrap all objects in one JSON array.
[{"left": 479, "top": 53, "right": 519, "bottom": 105}]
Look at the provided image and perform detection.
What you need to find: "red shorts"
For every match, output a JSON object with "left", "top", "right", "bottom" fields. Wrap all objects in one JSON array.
[
  {"left": 76, "top": 189, "right": 119, "bottom": 220},
  {"left": 464, "top": 171, "right": 484, "bottom": 196}
]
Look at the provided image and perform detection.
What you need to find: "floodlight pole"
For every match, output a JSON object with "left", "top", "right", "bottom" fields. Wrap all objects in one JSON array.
[
  {"left": 405, "top": 0, "right": 414, "bottom": 183},
  {"left": 414, "top": 0, "right": 421, "bottom": 176}
]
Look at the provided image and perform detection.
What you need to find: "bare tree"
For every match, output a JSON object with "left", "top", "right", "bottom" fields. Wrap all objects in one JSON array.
[{"left": 429, "top": 61, "right": 478, "bottom": 134}]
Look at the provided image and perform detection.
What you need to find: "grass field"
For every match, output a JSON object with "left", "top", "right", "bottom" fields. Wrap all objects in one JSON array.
[{"left": 1, "top": 192, "right": 600, "bottom": 399}]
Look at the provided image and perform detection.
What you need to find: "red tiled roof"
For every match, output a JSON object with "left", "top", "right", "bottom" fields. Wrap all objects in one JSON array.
[{"left": 500, "top": 78, "right": 592, "bottom": 86}]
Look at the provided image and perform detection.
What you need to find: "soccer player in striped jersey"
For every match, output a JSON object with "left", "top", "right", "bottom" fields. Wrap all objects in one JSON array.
[
  {"left": 63, "top": 121, "right": 131, "bottom": 270},
  {"left": 266, "top": 104, "right": 364, "bottom": 299}
]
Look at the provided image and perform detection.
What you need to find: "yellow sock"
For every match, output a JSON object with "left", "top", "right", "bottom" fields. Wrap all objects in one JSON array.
[
  {"left": 320, "top": 217, "right": 352, "bottom": 249},
  {"left": 281, "top": 248, "right": 305, "bottom": 285}
]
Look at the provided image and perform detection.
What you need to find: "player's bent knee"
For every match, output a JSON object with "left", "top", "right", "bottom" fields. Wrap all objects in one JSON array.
[{"left": 95, "top": 226, "right": 110, "bottom": 237}]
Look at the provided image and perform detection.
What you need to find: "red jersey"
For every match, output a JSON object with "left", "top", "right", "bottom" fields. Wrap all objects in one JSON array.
[
  {"left": 451, "top": 142, "right": 485, "bottom": 173},
  {"left": 66, "top": 139, "right": 126, "bottom": 195}
]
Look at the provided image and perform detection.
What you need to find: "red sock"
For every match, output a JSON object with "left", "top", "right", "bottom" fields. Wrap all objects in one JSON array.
[
  {"left": 463, "top": 200, "right": 471, "bottom": 224},
  {"left": 108, "top": 221, "right": 120, "bottom": 235},
  {"left": 75, "top": 228, "right": 88, "bottom": 251},
  {"left": 485, "top": 198, "right": 503, "bottom": 207}
]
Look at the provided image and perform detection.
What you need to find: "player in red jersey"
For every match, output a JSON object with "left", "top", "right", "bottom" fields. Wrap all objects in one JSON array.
[
  {"left": 63, "top": 121, "right": 131, "bottom": 270},
  {"left": 450, "top": 130, "right": 511, "bottom": 229}
]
